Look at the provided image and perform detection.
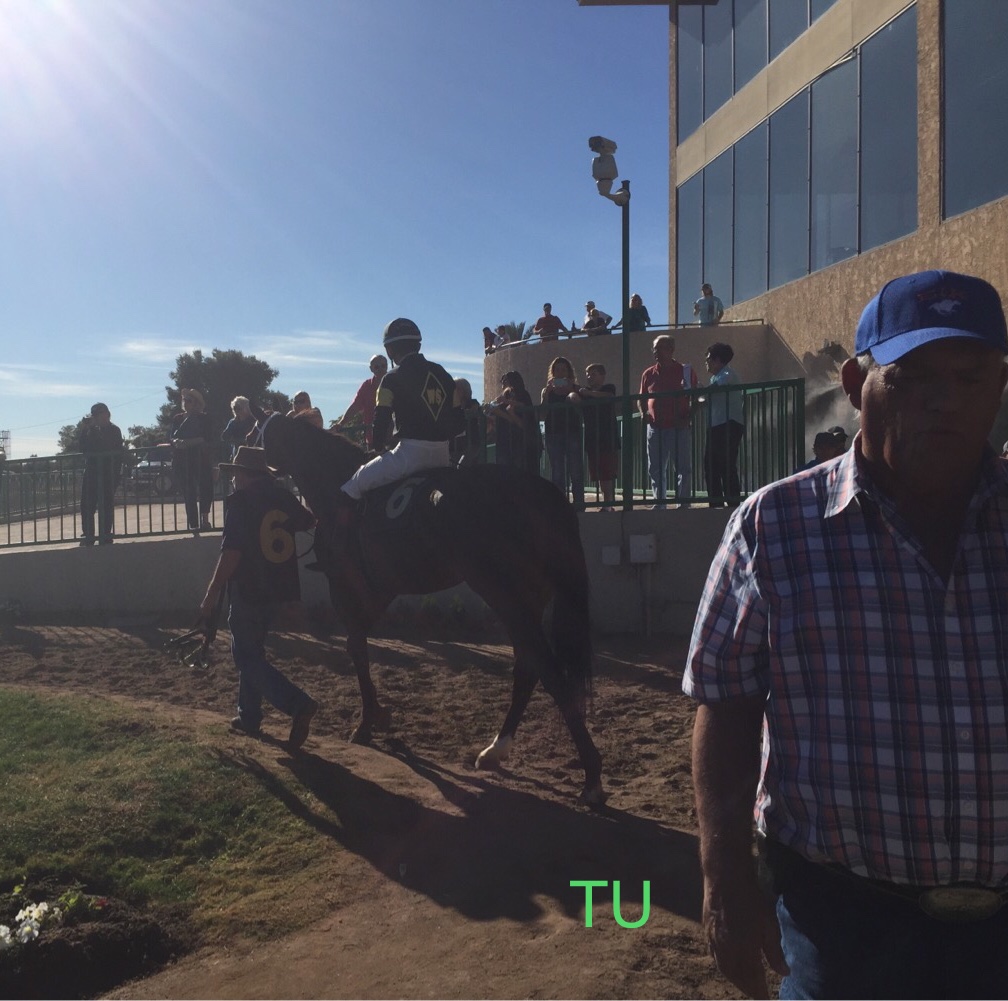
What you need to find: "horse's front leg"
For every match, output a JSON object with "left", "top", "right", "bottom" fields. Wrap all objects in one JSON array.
[{"left": 346, "top": 630, "right": 391, "bottom": 744}]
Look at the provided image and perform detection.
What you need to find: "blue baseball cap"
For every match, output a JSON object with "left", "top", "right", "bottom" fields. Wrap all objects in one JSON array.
[{"left": 855, "top": 270, "right": 1008, "bottom": 365}]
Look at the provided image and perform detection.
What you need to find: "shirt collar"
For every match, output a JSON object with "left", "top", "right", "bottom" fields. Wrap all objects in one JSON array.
[{"left": 825, "top": 431, "right": 1008, "bottom": 519}]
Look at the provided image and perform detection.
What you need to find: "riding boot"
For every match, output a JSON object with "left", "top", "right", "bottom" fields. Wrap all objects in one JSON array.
[{"left": 307, "top": 503, "right": 358, "bottom": 572}]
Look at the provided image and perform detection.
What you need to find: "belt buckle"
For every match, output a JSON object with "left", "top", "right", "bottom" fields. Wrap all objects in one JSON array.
[{"left": 918, "top": 886, "right": 1004, "bottom": 922}]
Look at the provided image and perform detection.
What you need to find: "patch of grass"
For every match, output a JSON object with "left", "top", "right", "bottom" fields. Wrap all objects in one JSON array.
[{"left": 0, "top": 690, "right": 334, "bottom": 939}]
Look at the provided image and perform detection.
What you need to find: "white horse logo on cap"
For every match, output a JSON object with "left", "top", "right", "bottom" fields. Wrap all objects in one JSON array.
[{"left": 930, "top": 298, "right": 962, "bottom": 317}]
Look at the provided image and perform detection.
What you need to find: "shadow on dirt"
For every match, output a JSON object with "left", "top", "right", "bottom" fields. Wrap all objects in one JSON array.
[{"left": 223, "top": 744, "right": 703, "bottom": 926}]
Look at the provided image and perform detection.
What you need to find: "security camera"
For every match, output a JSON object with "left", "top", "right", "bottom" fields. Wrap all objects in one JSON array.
[{"left": 588, "top": 136, "right": 618, "bottom": 156}]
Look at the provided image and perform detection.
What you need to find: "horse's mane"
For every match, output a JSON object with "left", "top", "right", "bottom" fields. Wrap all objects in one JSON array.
[{"left": 263, "top": 416, "right": 367, "bottom": 510}]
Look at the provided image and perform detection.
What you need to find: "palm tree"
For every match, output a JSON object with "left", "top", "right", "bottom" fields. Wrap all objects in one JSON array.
[{"left": 497, "top": 320, "right": 530, "bottom": 344}]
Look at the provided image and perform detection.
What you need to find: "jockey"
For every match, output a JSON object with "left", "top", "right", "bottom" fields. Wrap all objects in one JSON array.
[{"left": 341, "top": 317, "right": 458, "bottom": 501}]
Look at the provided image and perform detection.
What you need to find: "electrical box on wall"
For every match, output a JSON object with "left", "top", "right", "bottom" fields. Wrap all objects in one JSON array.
[{"left": 629, "top": 534, "right": 657, "bottom": 564}]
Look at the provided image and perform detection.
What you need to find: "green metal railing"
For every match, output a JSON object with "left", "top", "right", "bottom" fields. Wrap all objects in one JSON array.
[
  {"left": 0, "top": 378, "right": 804, "bottom": 548},
  {"left": 480, "top": 378, "right": 805, "bottom": 508},
  {"left": 0, "top": 443, "right": 233, "bottom": 548}
]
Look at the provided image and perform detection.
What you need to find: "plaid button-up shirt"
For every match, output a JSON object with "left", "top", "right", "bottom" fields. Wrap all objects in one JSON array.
[{"left": 683, "top": 439, "right": 1008, "bottom": 887}]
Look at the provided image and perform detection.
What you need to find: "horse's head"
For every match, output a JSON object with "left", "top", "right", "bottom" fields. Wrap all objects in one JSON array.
[{"left": 259, "top": 413, "right": 366, "bottom": 497}]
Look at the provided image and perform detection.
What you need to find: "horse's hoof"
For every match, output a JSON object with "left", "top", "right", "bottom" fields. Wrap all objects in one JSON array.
[
  {"left": 579, "top": 783, "right": 609, "bottom": 809},
  {"left": 475, "top": 734, "right": 512, "bottom": 771},
  {"left": 349, "top": 725, "right": 372, "bottom": 745}
]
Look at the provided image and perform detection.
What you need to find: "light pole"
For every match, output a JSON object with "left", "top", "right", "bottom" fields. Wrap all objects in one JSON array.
[{"left": 588, "top": 136, "right": 633, "bottom": 510}]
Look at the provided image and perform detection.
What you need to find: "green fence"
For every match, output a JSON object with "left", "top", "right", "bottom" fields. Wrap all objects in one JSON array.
[
  {"left": 484, "top": 377, "right": 805, "bottom": 509},
  {"left": 0, "top": 443, "right": 233, "bottom": 548},
  {"left": 0, "top": 379, "right": 804, "bottom": 548}
]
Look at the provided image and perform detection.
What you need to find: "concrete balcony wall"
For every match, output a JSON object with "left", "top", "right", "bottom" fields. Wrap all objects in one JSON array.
[{"left": 482, "top": 323, "right": 802, "bottom": 404}]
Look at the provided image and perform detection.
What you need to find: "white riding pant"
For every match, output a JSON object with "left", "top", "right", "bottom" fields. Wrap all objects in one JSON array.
[{"left": 341, "top": 438, "right": 451, "bottom": 500}]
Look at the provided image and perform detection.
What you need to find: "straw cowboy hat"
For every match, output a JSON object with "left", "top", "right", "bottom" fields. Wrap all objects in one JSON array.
[{"left": 218, "top": 446, "right": 274, "bottom": 477}]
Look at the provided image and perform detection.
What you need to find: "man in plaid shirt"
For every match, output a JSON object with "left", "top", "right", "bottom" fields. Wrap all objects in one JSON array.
[{"left": 684, "top": 270, "right": 1008, "bottom": 998}]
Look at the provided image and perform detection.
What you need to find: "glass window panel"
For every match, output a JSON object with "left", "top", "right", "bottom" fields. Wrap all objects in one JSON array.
[
  {"left": 703, "top": 0, "right": 734, "bottom": 120},
  {"left": 811, "top": 0, "right": 837, "bottom": 22},
  {"left": 734, "top": 0, "right": 767, "bottom": 94},
  {"left": 810, "top": 59, "right": 857, "bottom": 271},
  {"left": 861, "top": 6, "right": 917, "bottom": 250},
  {"left": 769, "top": 91, "right": 808, "bottom": 287},
  {"left": 676, "top": 172, "right": 704, "bottom": 325},
  {"left": 944, "top": 0, "right": 1008, "bottom": 217},
  {"left": 704, "top": 148, "right": 734, "bottom": 306},
  {"left": 734, "top": 123, "right": 768, "bottom": 303},
  {"left": 769, "top": 0, "right": 807, "bottom": 61},
  {"left": 677, "top": 5, "right": 704, "bottom": 143}
]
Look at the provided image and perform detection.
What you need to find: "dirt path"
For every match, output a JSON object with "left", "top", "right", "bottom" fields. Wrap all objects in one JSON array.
[{"left": 2, "top": 619, "right": 738, "bottom": 999}]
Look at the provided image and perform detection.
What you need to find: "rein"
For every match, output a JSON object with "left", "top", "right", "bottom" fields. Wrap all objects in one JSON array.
[{"left": 251, "top": 411, "right": 279, "bottom": 447}]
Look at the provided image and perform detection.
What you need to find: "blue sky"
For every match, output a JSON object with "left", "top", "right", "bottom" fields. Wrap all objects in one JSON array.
[{"left": 0, "top": 0, "right": 670, "bottom": 458}]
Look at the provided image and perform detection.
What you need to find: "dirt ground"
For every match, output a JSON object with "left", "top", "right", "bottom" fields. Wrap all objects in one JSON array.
[{"left": 0, "top": 610, "right": 740, "bottom": 1000}]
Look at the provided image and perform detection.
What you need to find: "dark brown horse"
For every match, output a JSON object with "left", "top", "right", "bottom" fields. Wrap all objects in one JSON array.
[{"left": 259, "top": 414, "right": 605, "bottom": 805}]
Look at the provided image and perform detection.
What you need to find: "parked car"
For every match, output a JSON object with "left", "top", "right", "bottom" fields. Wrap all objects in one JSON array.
[{"left": 130, "top": 444, "right": 178, "bottom": 497}]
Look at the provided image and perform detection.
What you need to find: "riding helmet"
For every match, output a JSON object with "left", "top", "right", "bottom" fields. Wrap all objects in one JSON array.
[{"left": 382, "top": 317, "right": 422, "bottom": 347}]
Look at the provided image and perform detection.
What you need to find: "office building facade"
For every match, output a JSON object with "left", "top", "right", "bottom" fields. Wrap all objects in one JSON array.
[{"left": 582, "top": 0, "right": 1008, "bottom": 363}]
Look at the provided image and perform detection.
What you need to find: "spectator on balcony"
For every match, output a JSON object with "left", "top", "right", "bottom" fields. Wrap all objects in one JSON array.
[
  {"left": 639, "top": 335, "right": 699, "bottom": 508},
  {"left": 79, "top": 402, "right": 124, "bottom": 546},
  {"left": 703, "top": 342, "right": 744, "bottom": 508},
  {"left": 572, "top": 300, "right": 612, "bottom": 336},
  {"left": 583, "top": 307, "right": 612, "bottom": 335},
  {"left": 693, "top": 283, "right": 725, "bottom": 326},
  {"left": 541, "top": 357, "right": 585, "bottom": 509},
  {"left": 612, "top": 293, "right": 652, "bottom": 333},
  {"left": 531, "top": 303, "right": 568, "bottom": 342},
  {"left": 451, "top": 378, "right": 485, "bottom": 467},
  {"left": 482, "top": 326, "right": 503, "bottom": 355},
  {"left": 578, "top": 363, "right": 619, "bottom": 510},
  {"left": 488, "top": 371, "right": 540, "bottom": 472}
]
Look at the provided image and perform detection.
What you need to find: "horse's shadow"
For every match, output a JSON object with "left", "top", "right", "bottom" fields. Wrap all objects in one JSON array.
[{"left": 221, "top": 744, "right": 703, "bottom": 925}]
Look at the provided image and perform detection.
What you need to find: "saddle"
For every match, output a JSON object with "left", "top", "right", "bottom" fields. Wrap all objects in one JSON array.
[
  {"left": 359, "top": 472, "right": 449, "bottom": 534},
  {"left": 306, "top": 471, "right": 449, "bottom": 574}
]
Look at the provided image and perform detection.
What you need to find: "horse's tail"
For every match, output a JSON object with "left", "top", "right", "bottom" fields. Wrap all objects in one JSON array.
[{"left": 547, "top": 501, "right": 593, "bottom": 715}]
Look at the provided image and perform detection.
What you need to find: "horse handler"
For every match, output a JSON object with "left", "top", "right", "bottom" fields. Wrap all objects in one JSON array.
[{"left": 196, "top": 446, "right": 319, "bottom": 749}]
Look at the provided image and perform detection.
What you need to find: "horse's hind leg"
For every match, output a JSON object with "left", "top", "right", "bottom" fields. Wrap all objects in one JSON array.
[
  {"left": 476, "top": 661, "right": 537, "bottom": 770},
  {"left": 347, "top": 628, "right": 391, "bottom": 744},
  {"left": 478, "top": 612, "right": 605, "bottom": 808}
]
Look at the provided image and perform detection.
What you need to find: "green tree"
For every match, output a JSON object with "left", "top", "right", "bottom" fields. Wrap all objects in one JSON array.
[
  {"left": 159, "top": 348, "right": 289, "bottom": 438},
  {"left": 57, "top": 422, "right": 86, "bottom": 454},
  {"left": 127, "top": 424, "right": 164, "bottom": 449}
]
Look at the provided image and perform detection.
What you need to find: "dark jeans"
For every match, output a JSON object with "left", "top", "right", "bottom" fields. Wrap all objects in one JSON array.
[
  {"left": 545, "top": 431, "right": 584, "bottom": 507},
  {"left": 764, "top": 840, "right": 1008, "bottom": 999},
  {"left": 704, "top": 420, "right": 743, "bottom": 507},
  {"left": 80, "top": 472, "right": 115, "bottom": 541},
  {"left": 182, "top": 459, "right": 213, "bottom": 529},
  {"left": 229, "top": 595, "right": 313, "bottom": 730}
]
